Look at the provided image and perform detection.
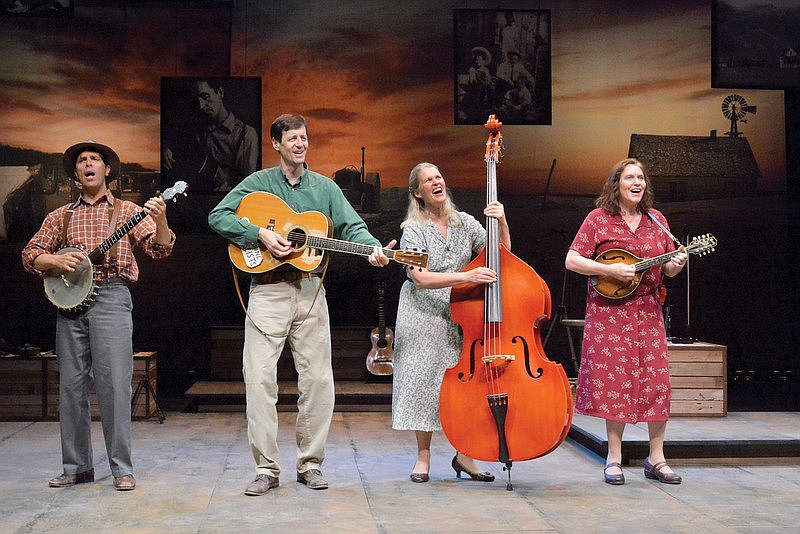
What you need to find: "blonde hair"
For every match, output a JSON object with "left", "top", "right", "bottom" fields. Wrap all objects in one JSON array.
[{"left": 400, "top": 162, "right": 461, "bottom": 229}]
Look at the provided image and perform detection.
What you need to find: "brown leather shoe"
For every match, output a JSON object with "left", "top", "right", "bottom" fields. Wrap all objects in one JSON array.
[
  {"left": 113, "top": 474, "right": 136, "bottom": 491},
  {"left": 297, "top": 469, "right": 328, "bottom": 490},
  {"left": 244, "top": 474, "right": 279, "bottom": 496},
  {"left": 644, "top": 459, "right": 682, "bottom": 484},
  {"left": 48, "top": 469, "right": 95, "bottom": 487}
]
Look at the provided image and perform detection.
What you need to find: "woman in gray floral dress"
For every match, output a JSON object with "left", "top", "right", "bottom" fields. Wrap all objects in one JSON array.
[{"left": 392, "top": 162, "right": 510, "bottom": 483}]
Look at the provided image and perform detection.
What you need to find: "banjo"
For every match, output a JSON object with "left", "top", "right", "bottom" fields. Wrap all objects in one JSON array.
[{"left": 44, "top": 181, "right": 188, "bottom": 312}]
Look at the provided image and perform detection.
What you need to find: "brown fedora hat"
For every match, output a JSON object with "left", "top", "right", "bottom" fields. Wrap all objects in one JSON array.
[{"left": 62, "top": 140, "right": 121, "bottom": 182}]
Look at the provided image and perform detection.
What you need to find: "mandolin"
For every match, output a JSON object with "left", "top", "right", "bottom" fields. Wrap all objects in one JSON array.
[
  {"left": 228, "top": 192, "right": 428, "bottom": 273},
  {"left": 590, "top": 233, "right": 717, "bottom": 299},
  {"left": 366, "top": 280, "right": 394, "bottom": 376}
]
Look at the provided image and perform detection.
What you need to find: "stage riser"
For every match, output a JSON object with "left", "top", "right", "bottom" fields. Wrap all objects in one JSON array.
[{"left": 211, "top": 326, "right": 374, "bottom": 382}]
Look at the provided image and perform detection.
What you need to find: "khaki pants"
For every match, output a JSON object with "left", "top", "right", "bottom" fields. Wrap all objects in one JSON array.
[{"left": 243, "top": 277, "right": 334, "bottom": 478}]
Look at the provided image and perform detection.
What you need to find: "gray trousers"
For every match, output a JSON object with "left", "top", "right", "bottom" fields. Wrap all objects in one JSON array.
[{"left": 55, "top": 279, "right": 134, "bottom": 478}]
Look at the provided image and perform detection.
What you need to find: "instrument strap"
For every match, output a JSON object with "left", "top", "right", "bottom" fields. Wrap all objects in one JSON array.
[
  {"left": 646, "top": 211, "right": 682, "bottom": 248},
  {"left": 231, "top": 261, "right": 329, "bottom": 339},
  {"left": 61, "top": 209, "right": 74, "bottom": 246}
]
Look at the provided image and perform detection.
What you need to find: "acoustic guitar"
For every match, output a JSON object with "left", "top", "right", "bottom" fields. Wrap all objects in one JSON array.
[
  {"left": 228, "top": 192, "right": 428, "bottom": 273},
  {"left": 590, "top": 233, "right": 716, "bottom": 299},
  {"left": 44, "top": 181, "right": 188, "bottom": 312},
  {"left": 366, "top": 280, "right": 394, "bottom": 376}
]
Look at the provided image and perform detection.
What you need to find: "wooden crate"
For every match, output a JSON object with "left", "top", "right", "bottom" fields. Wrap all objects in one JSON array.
[
  {"left": 0, "top": 352, "right": 157, "bottom": 421},
  {"left": 0, "top": 357, "right": 58, "bottom": 420},
  {"left": 668, "top": 341, "right": 727, "bottom": 416}
]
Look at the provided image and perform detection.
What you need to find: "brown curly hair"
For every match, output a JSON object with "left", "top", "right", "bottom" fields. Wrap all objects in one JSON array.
[{"left": 595, "top": 158, "right": 654, "bottom": 215}]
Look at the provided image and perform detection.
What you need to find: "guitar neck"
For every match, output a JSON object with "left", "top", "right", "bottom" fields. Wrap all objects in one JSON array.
[
  {"left": 87, "top": 210, "right": 148, "bottom": 264},
  {"left": 305, "top": 235, "right": 395, "bottom": 261}
]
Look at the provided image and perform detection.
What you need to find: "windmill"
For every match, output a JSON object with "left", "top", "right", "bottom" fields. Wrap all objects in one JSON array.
[{"left": 722, "top": 94, "right": 756, "bottom": 137}]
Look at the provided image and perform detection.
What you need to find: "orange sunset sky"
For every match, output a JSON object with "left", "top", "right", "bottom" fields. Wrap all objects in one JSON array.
[{"left": 0, "top": 0, "right": 788, "bottom": 196}]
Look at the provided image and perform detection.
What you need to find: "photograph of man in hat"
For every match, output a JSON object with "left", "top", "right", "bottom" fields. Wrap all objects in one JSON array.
[
  {"left": 495, "top": 49, "right": 535, "bottom": 101},
  {"left": 21, "top": 140, "right": 176, "bottom": 491},
  {"left": 454, "top": 8, "right": 550, "bottom": 125}
]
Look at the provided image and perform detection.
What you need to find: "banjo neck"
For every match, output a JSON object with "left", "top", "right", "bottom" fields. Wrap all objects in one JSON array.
[{"left": 87, "top": 209, "right": 149, "bottom": 264}]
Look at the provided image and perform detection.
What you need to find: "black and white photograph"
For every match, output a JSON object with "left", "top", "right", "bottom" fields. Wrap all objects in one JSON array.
[
  {"left": 712, "top": 0, "right": 800, "bottom": 89},
  {"left": 454, "top": 9, "right": 551, "bottom": 125},
  {"left": 160, "top": 77, "right": 262, "bottom": 194}
]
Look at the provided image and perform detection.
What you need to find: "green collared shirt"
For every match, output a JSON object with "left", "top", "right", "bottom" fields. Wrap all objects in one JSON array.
[{"left": 208, "top": 165, "right": 380, "bottom": 249}]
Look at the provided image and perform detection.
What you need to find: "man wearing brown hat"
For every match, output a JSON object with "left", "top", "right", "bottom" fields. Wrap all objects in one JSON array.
[{"left": 21, "top": 140, "right": 176, "bottom": 491}]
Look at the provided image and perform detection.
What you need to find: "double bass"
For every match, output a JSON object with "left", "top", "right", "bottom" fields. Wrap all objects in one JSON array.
[{"left": 439, "top": 115, "right": 573, "bottom": 490}]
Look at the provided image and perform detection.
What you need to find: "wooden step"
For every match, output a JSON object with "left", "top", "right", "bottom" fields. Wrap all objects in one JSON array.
[{"left": 185, "top": 380, "right": 392, "bottom": 413}]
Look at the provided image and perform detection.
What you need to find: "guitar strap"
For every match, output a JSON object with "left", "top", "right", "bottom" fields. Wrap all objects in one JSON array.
[
  {"left": 231, "top": 262, "right": 329, "bottom": 339},
  {"left": 646, "top": 211, "right": 682, "bottom": 248}
]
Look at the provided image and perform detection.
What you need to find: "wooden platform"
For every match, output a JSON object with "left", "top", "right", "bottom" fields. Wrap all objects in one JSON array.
[
  {"left": 185, "top": 380, "right": 393, "bottom": 412},
  {"left": 569, "top": 412, "right": 800, "bottom": 464}
]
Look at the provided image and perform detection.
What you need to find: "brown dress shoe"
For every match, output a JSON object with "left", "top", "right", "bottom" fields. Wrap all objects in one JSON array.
[
  {"left": 244, "top": 474, "right": 279, "bottom": 496},
  {"left": 644, "top": 459, "right": 682, "bottom": 484},
  {"left": 113, "top": 474, "right": 136, "bottom": 491},
  {"left": 49, "top": 469, "right": 95, "bottom": 487},
  {"left": 297, "top": 469, "right": 328, "bottom": 490}
]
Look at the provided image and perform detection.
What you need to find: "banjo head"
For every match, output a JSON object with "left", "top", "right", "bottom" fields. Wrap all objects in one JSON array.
[{"left": 43, "top": 247, "right": 97, "bottom": 312}]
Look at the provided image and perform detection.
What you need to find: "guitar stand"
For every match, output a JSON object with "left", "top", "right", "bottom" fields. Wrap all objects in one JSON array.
[
  {"left": 543, "top": 270, "right": 583, "bottom": 375},
  {"left": 131, "top": 377, "right": 165, "bottom": 423}
]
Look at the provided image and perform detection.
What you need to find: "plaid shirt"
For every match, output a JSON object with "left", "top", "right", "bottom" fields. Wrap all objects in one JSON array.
[{"left": 21, "top": 191, "right": 175, "bottom": 283}]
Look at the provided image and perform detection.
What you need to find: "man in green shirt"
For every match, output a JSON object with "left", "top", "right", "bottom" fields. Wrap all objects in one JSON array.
[{"left": 208, "top": 114, "right": 393, "bottom": 496}]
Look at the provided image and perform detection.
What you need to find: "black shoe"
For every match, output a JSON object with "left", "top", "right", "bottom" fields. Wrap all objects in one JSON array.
[
  {"left": 409, "top": 472, "right": 429, "bottom": 483},
  {"left": 603, "top": 462, "right": 625, "bottom": 485},
  {"left": 451, "top": 455, "right": 495, "bottom": 482},
  {"left": 644, "top": 458, "right": 682, "bottom": 484}
]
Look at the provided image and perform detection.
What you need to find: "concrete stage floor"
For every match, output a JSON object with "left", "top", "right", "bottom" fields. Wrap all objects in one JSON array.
[{"left": 2, "top": 411, "right": 799, "bottom": 533}]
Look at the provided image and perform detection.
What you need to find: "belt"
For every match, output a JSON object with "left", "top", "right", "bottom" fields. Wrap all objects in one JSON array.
[{"left": 254, "top": 270, "right": 321, "bottom": 284}]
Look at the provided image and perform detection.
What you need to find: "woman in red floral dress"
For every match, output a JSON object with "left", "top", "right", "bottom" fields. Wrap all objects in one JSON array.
[{"left": 565, "top": 158, "right": 688, "bottom": 486}]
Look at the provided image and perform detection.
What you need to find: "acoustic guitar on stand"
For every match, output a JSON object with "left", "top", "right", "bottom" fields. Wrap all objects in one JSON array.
[
  {"left": 228, "top": 192, "right": 428, "bottom": 273},
  {"left": 590, "top": 233, "right": 716, "bottom": 299},
  {"left": 366, "top": 280, "right": 394, "bottom": 376}
]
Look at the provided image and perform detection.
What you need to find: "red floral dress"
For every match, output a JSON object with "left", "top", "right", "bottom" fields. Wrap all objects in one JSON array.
[{"left": 569, "top": 208, "right": 676, "bottom": 423}]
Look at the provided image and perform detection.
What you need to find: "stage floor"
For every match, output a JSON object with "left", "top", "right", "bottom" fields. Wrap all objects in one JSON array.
[{"left": 2, "top": 410, "right": 800, "bottom": 532}]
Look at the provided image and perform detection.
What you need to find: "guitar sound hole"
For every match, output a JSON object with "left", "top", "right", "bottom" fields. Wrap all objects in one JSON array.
[
  {"left": 377, "top": 339, "right": 388, "bottom": 349},
  {"left": 287, "top": 228, "right": 307, "bottom": 250}
]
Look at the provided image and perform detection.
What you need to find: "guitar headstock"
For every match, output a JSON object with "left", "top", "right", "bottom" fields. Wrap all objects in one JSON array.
[
  {"left": 161, "top": 181, "right": 189, "bottom": 202},
  {"left": 484, "top": 114, "right": 503, "bottom": 164},
  {"left": 687, "top": 233, "right": 717, "bottom": 256},
  {"left": 393, "top": 249, "right": 429, "bottom": 270}
]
